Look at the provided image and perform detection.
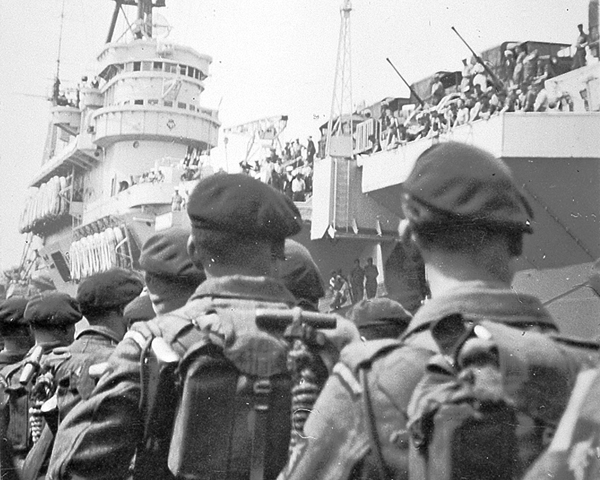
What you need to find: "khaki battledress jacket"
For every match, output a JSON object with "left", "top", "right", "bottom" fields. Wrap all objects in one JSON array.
[
  {"left": 47, "top": 275, "right": 359, "bottom": 480},
  {"left": 277, "top": 280, "right": 567, "bottom": 480}
]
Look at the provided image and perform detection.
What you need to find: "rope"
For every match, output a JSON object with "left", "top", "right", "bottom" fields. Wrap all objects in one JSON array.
[{"left": 522, "top": 183, "right": 596, "bottom": 261}]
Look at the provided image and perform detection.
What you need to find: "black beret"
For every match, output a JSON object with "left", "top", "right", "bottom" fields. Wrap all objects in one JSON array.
[
  {"left": 76, "top": 268, "right": 143, "bottom": 316},
  {"left": 187, "top": 174, "right": 303, "bottom": 240},
  {"left": 0, "top": 297, "right": 29, "bottom": 327},
  {"left": 402, "top": 142, "right": 534, "bottom": 233},
  {"left": 347, "top": 298, "right": 412, "bottom": 328},
  {"left": 123, "top": 294, "right": 156, "bottom": 324},
  {"left": 347, "top": 298, "right": 412, "bottom": 340},
  {"left": 139, "top": 227, "right": 205, "bottom": 282},
  {"left": 25, "top": 292, "right": 82, "bottom": 326},
  {"left": 281, "top": 239, "right": 325, "bottom": 308},
  {"left": 30, "top": 272, "right": 56, "bottom": 292}
]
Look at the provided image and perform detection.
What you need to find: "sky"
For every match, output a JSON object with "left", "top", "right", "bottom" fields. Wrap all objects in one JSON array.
[{"left": 0, "top": 0, "right": 590, "bottom": 270}]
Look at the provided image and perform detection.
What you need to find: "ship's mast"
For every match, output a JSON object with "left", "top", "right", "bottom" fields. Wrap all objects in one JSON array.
[
  {"left": 137, "top": 0, "right": 154, "bottom": 39},
  {"left": 326, "top": 0, "right": 353, "bottom": 158},
  {"left": 106, "top": 0, "right": 165, "bottom": 43}
]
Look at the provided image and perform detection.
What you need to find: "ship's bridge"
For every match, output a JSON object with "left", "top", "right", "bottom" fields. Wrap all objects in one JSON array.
[
  {"left": 91, "top": 105, "right": 219, "bottom": 150},
  {"left": 90, "top": 39, "right": 220, "bottom": 150},
  {"left": 96, "top": 40, "right": 212, "bottom": 82}
]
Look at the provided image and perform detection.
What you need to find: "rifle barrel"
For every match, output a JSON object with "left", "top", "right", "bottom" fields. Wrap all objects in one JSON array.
[
  {"left": 255, "top": 308, "right": 337, "bottom": 330},
  {"left": 451, "top": 26, "right": 504, "bottom": 90},
  {"left": 385, "top": 58, "right": 425, "bottom": 106}
]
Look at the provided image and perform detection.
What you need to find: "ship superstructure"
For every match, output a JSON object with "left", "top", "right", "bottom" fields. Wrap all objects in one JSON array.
[
  {"left": 15, "top": 0, "right": 600, "bottom": 330},
  {"left": 312, "top": 2, "right": 600, "bottom": 331},
  {"left": 19, "top": 0, "right": 219, "bottom": 294}
]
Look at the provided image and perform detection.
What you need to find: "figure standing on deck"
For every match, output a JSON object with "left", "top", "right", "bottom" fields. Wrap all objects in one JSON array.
[
  {"left": 171, "top": 188, "right": 183, "bottom": 211},
  {"left": 573, "top": 23, "right": 589, "bottom": 69},
  {"left": 350, "top": 258, "right": 365, "bottom": 303},
  {"left": 364, "top": 257, "right": 379, "bottom": 299}
]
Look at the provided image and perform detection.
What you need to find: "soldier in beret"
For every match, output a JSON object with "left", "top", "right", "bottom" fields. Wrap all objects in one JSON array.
[
  {"left": 0, "top": 297, "right": 33, "bottom": 368},
  {"left": 138, "top": 226, "right": 206, "bottom": 314},
  {"left": 74, "top": 268, "right": 144, "bottom": 353},
  {"left": 277, "top": 142, "right": 591, "bottom": 480},
  {"left": 48, "top": 174, "right": 359, "bottom": 480},
  {"left": 347, "top": 297, "right": 412, "bottom": 340},
  {"left": 45, "top": 268, "right": 143, "bottom": 422},
  {"left": 122, "top": 226, "right": 206, "bottom": 327},
  {"left": 0, "top": 292, "right": 81, "bottom": 461},
  {"left": 278, "top": 239, "right": 326, "bottom": 312},
  {"left": 22, "top": 292, "right": 81, "bottom": 352},
  {"left": 28, "top": 271, "right": 57, "bottom": 297},
  {"left": 123, "top": 292, "right": 155, "bottom": 326}
]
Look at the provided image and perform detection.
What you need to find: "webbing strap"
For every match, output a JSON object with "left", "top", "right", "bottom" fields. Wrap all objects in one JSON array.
[
  {"left": 360, "top": 367, "right": 390, "bottom": 480},
  {"left": 249, "top": 378, "right": 271, "bottom": 480}
]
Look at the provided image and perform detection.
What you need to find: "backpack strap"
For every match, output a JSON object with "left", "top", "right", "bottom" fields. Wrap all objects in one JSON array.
[
  {"left": 359, "top": 367, "right": 388, "bottom": 480},
  {"left": 340, "top": 339, "right": 403, "bottom": 480},
  {"left": 249, "top": 377, "right": 272, "bottom": 480},
  {"left": 341, "top": 338, "right": 403, "bottom": 373}
]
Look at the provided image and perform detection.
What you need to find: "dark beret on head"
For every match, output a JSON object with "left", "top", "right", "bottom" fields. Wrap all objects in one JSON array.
[
  {"left": 0, "top": 297, "right": 29, "bottom": 327},
  {"left": 281, "top": 239, "right": 325, "bottom": 308},
  {"left": 30, "top": 272, "right": 56, "bottom": 292},
  {"left": 187, "top": 174, "right": 303, "bottom": 241},
  {"left": 347, "top": 298, "right": 412, "bottom": 329},
  {"left": 76, "top": 268, "right": 143, "bottom": 316},
  {"left": 25, "top": 292, "right": 82, "bottom": 326},
  {"left": 139, "top": 227, "right": 205, "bottom": 282},
  {"left": 402, "top": 142, "right": 534, "bottom": 233},
  {"left": 123, "top": 294, "right": 156, "bottom": 324}
]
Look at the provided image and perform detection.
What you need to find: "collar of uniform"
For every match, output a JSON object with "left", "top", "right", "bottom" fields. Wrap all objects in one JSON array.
[
  {"left": 28, "top": 340, "right": 67, "bottom": 355},
  {"left": 404, "top": 280, "right": 557, "bottom": 337},
  {"left": 75, "top": 324, "right": 123, "bottom": 344},
  {"left": 190, "top": 275, "right": 296, "bottom": 305}
]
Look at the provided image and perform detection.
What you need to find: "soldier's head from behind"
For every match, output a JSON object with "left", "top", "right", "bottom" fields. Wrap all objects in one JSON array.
[
  {"left": 24, "top": 291, "right": 82, "bottom": 346},
  {"left": 277, "top": 239, "right": 326, "bottom": 311},
  {"left": 186, "top": 174, "right": 303, "bottom": 277},
  {"left": 0, "top": 296, "right": 33, "bottom": 349},
  {"left": 124, "top": 292, "right": 156, "bottom": 326},
  {"left": 400, "top": 142, "right": 534, "bottom": 285},
  {"left": 139, "top": 227, "right": 206, "bottom": 314},
  {"left": 28, "top": 271, "right": 56, "bottom": 296},
  {"left": 76, "top": 269, "right": 143, "bottom": 334},
  {"left": 347, "top": 298, "right": 412, "bottom": 341}
]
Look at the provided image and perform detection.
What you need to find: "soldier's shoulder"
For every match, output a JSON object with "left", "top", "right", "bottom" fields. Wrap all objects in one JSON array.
[
  {"left": 43, "top": 346, "right": 73, "bottom": 369},
  {"left": 340, "top": 338, "right": 403, "bottom": 373},
  {"left": 127, "top": 303, "right": 202, "bottom": 349},
  {"left": 340, "top": 338, "right": 433, "bottom": 389}
]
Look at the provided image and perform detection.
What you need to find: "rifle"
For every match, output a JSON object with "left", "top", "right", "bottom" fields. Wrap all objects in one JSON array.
[
  {"left": 133, "top": 337, "right": 180, "bottom": 480},
  {"left": 20, "top": 424, "right": 53, "bottom": 480},
  {"left": 20, "top": 369, "right": 61, "bottom": 480},
  {"left": 0, "top": 383, "right": 19, "bottom": 480},
  {"left": 256, "top": 307, "right": 338, "bottom": 451},
  {"left": 386, "top": 58, "right": 425, "bottom": 107},
  {"left": 451, "top": 26, "right": 505, "bottom": 91},
  {"left": 19, "top": 346, "right": 43, "bottom": 386}
]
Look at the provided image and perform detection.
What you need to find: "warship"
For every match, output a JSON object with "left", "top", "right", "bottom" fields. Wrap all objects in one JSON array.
[{"left": 15, "top": 0, "right": 600, "bottom": 336}]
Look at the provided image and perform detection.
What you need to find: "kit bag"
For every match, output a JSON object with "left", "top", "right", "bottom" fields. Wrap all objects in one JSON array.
[
  {"left": 406, "top": 315, "right": 589, "bottom": 480},
  {"left": 167, "top": 329, "right": 292, "bottom": 480}
]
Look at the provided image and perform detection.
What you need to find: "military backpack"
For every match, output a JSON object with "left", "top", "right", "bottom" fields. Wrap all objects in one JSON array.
[{"left": 136, "top": 307, "right": 335, "bottom": 480}]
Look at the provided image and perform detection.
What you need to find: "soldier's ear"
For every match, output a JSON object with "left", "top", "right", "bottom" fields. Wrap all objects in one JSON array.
[{"left": 187, "top": 235, "right": 202, "bottom": 268}]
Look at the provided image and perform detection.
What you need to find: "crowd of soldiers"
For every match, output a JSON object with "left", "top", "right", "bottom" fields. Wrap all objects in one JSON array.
[{"left": 0, "top": 141, "right": 599, "bottom": 479}]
